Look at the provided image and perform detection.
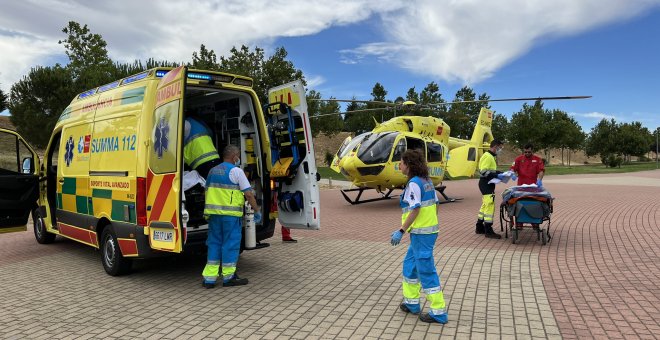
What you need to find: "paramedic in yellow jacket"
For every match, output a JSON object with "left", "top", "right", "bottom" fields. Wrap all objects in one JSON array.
[
  {"left": 184, "top": 116, "right": 221, "bottom": 179},
  {"left": 201, "top": 145, "right": 262, "bottom": 288},
  {"left": 390, "top": 149, "right": 448, "bottom": 324},
  {"left": 476, "top": 139, "right": 505, "bottom": 239}
]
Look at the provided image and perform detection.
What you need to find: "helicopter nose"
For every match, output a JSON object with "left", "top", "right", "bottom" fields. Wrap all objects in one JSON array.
[{"left": 339, "top": 156, "right": 358, "bottom": 179}]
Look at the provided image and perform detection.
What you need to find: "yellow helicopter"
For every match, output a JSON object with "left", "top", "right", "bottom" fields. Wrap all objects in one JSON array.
[{"left": 312, "top": 96, "right": 590, "bottom": 204}]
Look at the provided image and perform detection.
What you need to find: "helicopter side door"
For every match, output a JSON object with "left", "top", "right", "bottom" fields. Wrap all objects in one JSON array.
[
  {"left": 426, "top": 142, "right": 445, "bottom": 183},
  {"left": 0, "top": 128, "right": 40, "bottom": 233}
]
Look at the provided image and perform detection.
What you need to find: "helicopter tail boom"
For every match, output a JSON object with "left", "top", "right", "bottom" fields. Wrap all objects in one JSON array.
[{"left": 446, "top": 108, "right": 494, "bottom": 178}]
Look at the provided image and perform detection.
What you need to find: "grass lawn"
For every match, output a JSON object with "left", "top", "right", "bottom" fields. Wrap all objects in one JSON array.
[
  {"left": 498, "top": 161, "right": 659, "bottom": 175},
  {"left": 317, "top": 161, "right": 660, "bottom": 182},
  {"left": 317, "top": 166, "right": 346, "bottom": 181}
]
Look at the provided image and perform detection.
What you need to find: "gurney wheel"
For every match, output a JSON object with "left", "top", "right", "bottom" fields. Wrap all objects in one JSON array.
[
  {"left": 511, "top": 228, "right": 518, "bottom": 244},
  {"left": 541, "top": 230, "right": 547, "bottom": 245}
]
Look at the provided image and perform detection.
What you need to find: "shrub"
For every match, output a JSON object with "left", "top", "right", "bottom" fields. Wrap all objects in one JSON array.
[
  {"left": 605, "top": 154, "right": 623, "bottom": 168},
  {"left": 324, "top": 150, "right": 335, "bottom": 166}
]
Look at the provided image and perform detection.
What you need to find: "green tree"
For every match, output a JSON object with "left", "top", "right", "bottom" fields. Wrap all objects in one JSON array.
[
  {"left": 8, "top": 66, "right": 77, "bottom": 147},
  {"left": 419, "top": 81, "right": 446, "bottom": 118},
  {"left": 491, "top": 113, "right": 508, "bottom": 143},
  {"left": 262, "top": 47, "right": 305, "bottom": 104},
  {"left": 618, "top": 122, "right": 651, "bottom": 162},
  {"left": 59, "top": 21, "right": 115, "bottom": 89},
  {"left": 650, "top": 127, "right": 660, "bottom": 162},
  {"left": 585, "top": 118, "right": 620, "bottom": 165},
  {"left": 219, "top": 45, "right": 304, "bottom": 105},
  {"left": 191, "top": 44, "right": 219, "bottom": 71},
  {"left": 0, "top": 86, "right": 7, "bottom": 112},
  {"left": 345, "top": 83, "right": 387, "bottom": 133},
  {"left": 445, "top": 87, "right": 490, "bottom": 139},
  {"left": 307, "top": 90, "right": 343, "bottom": 137},
  {"left": 405, "top": 87, "right": 420, "bottom": 104},
  {"left": 508, "top": 100, "right": 550, "bottom": 150}
]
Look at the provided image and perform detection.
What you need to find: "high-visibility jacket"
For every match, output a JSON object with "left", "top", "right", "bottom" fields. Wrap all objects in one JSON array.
[
  {"left": 204, "top": 162, "right": 244, "bottom": 217},
  {"left": 184, "top": 117, "right": 220, "bottom": 170},
  {"left": 478, "top": 151, "right": 498, "bottom": 179},
  {"left": 400, "top": 176, "right": 438, "bottom": 234}
]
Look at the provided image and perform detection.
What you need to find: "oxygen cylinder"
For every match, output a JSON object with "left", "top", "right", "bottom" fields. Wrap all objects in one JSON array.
[
  {"left": 244, "top": 202, "right": 257, "bottom": 250},
  {"left": 181, "top": 198, "right": 189, "bottom": 245}
]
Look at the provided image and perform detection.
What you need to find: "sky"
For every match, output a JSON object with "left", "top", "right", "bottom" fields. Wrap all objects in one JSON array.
[{"left": 1, "top": 0, "right": 660, "bottom": 132}]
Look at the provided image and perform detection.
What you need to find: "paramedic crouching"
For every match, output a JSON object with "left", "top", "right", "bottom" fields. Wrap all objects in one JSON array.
[
  {"left": 184, "top": 116, "right": 221, "bottom": 179},
  {"left": 201, "top": 145, "right": 262, "bottom": 288}
]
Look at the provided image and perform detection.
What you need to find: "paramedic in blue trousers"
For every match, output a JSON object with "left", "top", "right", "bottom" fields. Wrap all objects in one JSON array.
[
  {"left": 184, "top": 115, "right": 222, "bottom": 179},
  {"left": 390, "top": 149, "right": 448, "bottom": 324},
  {"left": 202, "top": 145, "right": 262, "bottom": 288},
  {"left": 475, "top": 140, "right": 505, "bottom": 239}
]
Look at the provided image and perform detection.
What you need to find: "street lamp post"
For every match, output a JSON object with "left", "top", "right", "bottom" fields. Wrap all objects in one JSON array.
[{"left": 656, "top": 128, "right": 658, "bottom": 169}]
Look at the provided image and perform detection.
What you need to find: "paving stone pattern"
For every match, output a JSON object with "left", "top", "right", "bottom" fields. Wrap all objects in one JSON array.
[{"left": 1, "top": 170, "right": 659, "bottom": 339}]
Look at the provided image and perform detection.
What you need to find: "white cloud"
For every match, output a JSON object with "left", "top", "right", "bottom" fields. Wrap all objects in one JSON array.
[
  {"left": 0, "top": 0, "right": 405, "bottom": 92},
  {"left": 305, "top": 74, "right": 326, "bottom": 89},
  {"left": 346, "top": 0, "right": 660, "bottom": 84},
  {"left": 1, "top": 0, "right": 659, "bottom": 94},
  {"left": 574, "top": 112, "right": 617, "bottom": 120}
]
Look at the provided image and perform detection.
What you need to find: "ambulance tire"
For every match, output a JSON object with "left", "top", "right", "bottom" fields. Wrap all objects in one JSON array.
[
  {"left": 101, "top": 226, "right": 133, "bottom": 276},
  {"left": 32, "top": 209, "right": 56, "bottom": 244}
]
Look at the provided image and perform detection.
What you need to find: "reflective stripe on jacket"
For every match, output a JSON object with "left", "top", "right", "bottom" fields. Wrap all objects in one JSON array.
[
  {"left": 184, "top": 118, "right": 220, "bottom": 169},
  {"left": 479, "top": 151, "right": 498, "bottom": 179},
  {"left": 204, "top": 162, "right": 244, "bottom": 217},
  {"left": 400, "top": 176, "right": 439, "bottom": 234}
]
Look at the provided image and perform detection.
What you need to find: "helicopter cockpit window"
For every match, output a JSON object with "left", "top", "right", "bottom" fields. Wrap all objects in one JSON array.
[
  {"left": 339, "top": 132, "right": 369, "bottom": 158},
  {"left": 357, "top": 132, "right": 398, "bottom": 165},
  {"left": 427, "top": 143, "right": 444, "bottom": 162},
  {"left": 392, "top": 138, "right": 406, "bottom": 162}
]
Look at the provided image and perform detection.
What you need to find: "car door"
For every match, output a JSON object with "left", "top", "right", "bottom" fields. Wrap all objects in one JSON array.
[
  {"left": 0, "top": 128, "right": 40, "bottom": 233},
  {"left": 267, "top": 80, "right": 320, "bottom": 230}
]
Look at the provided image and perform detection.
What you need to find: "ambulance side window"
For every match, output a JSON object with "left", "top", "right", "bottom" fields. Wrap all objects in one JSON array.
[{"left": 0, "top": 133, "right": 19, "bottom": 174}]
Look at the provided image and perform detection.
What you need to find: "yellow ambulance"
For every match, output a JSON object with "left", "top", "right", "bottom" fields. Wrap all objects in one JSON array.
[{"left": 0, "top": 66, "right": 320, "bottom": 275}]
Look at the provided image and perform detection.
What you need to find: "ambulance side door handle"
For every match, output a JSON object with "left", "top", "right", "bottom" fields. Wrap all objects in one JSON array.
[{"left": 58, "top": 178, "right": 64, "bottom": 184}]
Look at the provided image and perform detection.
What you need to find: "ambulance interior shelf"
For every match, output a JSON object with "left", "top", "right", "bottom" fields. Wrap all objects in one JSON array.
[{"left": 265, "top": 102, "right": 306, "bottom": 180}]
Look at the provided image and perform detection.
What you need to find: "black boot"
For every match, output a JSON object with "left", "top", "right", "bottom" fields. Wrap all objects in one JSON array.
[
  {"left": 484, "top": 223, "right": 501, "bottom": 239},
  {"left": 475, "top": 220, "right": 485, "bottom": 234},
  {"left": 223, "top": 274, "right": 249, "bottom": 287}
]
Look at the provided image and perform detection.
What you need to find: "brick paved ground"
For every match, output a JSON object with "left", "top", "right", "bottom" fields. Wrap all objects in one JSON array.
[{"left": 1, "top": 170, "right": 658, "bottom": 339}]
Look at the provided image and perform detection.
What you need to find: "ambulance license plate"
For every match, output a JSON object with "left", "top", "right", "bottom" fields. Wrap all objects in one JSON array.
[{"left": 153, "top": 230, "right": 173, "bottom": 242}]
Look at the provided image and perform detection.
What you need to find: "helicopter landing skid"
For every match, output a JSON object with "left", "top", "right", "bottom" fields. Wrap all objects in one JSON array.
[
  {"left": 436, "top": 185, "right": 463, "bottom": 204},
  {"left": 340, "top": 187, "right": 398, "bottom": 205}
]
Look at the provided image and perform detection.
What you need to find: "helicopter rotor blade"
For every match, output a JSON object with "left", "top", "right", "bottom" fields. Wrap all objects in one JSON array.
[
  {"left": 308, "top": 98, "right": 398, "bottom": 106},
  {"left": 427, "top": 96, "right": 592, "bottom": 108}
]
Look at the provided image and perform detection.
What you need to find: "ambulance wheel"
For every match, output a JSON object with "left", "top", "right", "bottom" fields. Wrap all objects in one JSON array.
[
  {"left": 101, "top": 227, "right": 132, "bottom": 276},
  {"left": 33, "top": 209, "right": 55, "bottom": 244}
]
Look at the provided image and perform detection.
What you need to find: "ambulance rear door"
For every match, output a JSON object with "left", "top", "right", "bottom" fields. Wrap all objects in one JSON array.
[
  {"left": 267, "top": 81, "right": 320, "bottom": 230},
  {"left": 0, "top": 128, "right": 40, "bottom": 233},
  {"left": 146, "top": 66, "right": 186, "bottom": 252}
]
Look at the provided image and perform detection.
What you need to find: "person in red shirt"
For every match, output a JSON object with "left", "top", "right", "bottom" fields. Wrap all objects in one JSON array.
[
  {"left": 511, "top": 143, "right": 545, "bottom": 187},
  {"left": 510, "top": 143, "right": 545, "bottom": 228}
]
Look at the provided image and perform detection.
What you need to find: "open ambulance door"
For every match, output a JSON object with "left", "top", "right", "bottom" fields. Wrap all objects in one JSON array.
[
  {"left": 0, "top": 128, "right": 40, "bottom": 233},
  {"left": 267, "top": 81, "right": 320, "bottom": 230},
  {"left": 146, "top": 66, "right": 186, "bottom": 252}
]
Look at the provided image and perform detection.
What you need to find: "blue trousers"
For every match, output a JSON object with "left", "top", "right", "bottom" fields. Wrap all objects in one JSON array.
[
  {"left": 402, "top": 233, "right": 447, "bottom": 320},
  {"left": 202, "top": 215, "right": 242, "bottom": 283}
]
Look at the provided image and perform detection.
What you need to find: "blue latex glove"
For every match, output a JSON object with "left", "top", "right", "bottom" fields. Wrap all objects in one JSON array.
[
  {"left": 511, "top": 173, "right": 518, "bottom": 181},
  {"left": 254, "top": 212, "right": 262, "bottom": 224},
  {"left": 497, "top": 173, "right": 506, "bottom": 180},
  {"left": 390, "top": 230, "right": 404, "bottom": 246},
  {"left": 536, "top": 179, "right": 543, "bottom": 187}
]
